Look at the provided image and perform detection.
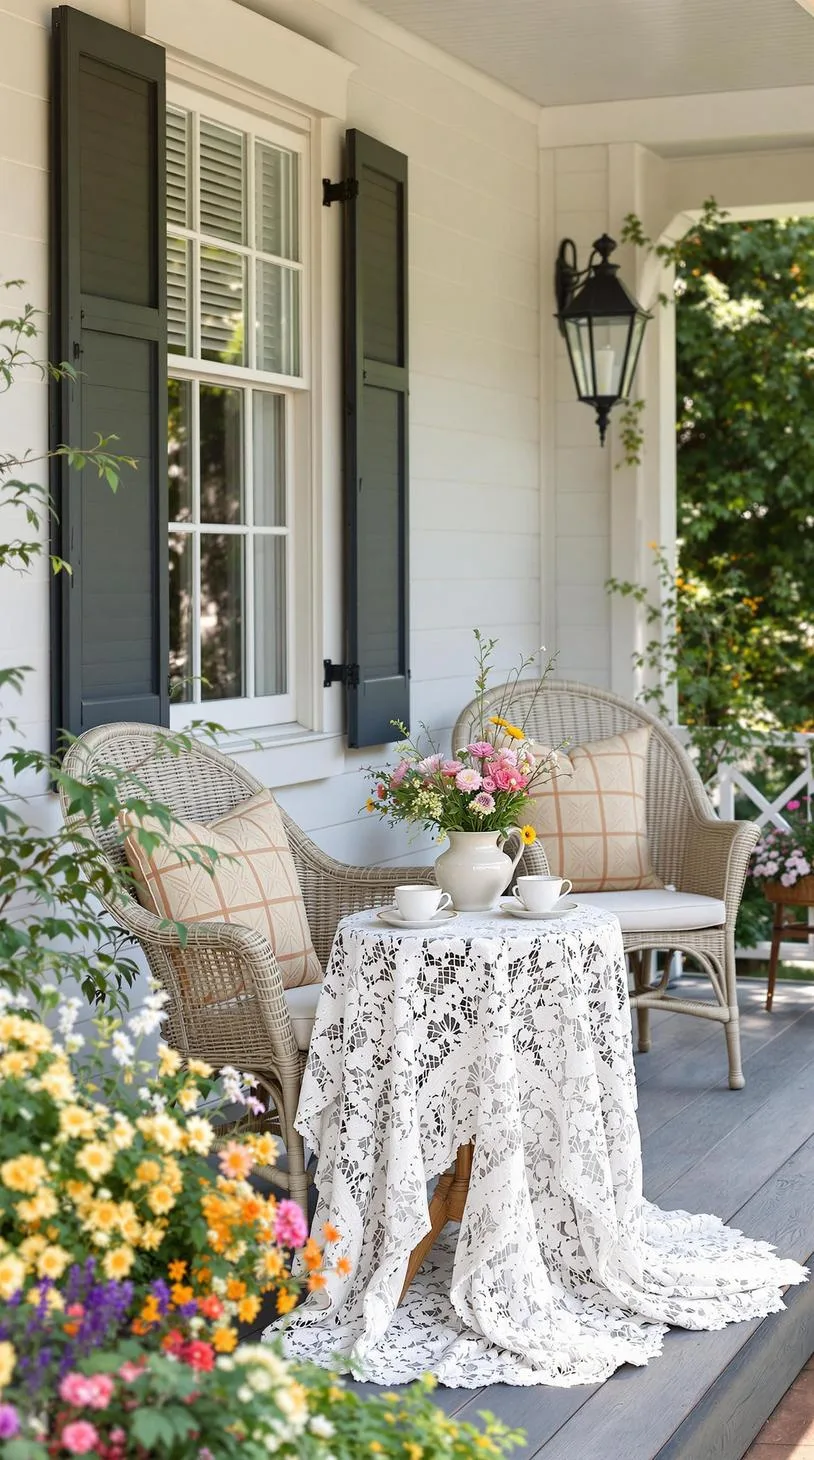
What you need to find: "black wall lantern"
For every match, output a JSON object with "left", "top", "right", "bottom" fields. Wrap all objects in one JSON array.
[{"left": 555, "top": 233, "right": 651, "bottom": 445}]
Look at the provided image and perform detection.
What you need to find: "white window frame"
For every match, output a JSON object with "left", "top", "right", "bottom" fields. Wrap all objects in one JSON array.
[{"left": 167, "top": 82, "right": 311, "bottom": 735}]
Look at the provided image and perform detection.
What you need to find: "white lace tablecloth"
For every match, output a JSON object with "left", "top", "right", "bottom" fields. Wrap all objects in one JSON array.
[{"left": 271, "top": 906, "right": 806, "bottom": 1387}]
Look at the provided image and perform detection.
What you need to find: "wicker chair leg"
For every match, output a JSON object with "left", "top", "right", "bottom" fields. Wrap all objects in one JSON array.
[
  {"left": 629, "top": 952, "right": 652, "bottom": 1053},
  {"left": 283, "top": 1119, "right": 310, "bottom": 1219},
  {"left": 724, "top": 940, "right": 745, "bottom": 1090}
]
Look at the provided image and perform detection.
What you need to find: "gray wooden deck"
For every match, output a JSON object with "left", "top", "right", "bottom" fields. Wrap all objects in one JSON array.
[{"left": 355, "top": 977, "right": 814, "bottom": 1460}]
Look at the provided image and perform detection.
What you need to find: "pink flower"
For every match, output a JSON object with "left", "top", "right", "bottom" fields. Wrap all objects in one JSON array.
[
  {"left": 470, "top": 792, "right": 496, "bottom": 814},
  {"left": 466, "top": 742, "right": 496, "bottom": 760},
  {"left": 489, "top": 763, "right": 528, "bottom": 792},
  {"left": 417, "top": 754, "right": 443, "bottom": 777},
  {"left": 797, "top": 859, "right": 811, "bottom": 876},
  {"left": 455, "top": 768, "right": 482, "bottom": 792},
  {"left": 441, "top": 759, "right": 463, "bottom": 777},
  {"left": 0, "top": 1406, "right": 19, "bottom": 1441},
  {"left": 481, "top": 777, "right": 496, "bottom": 793},
  {"left": 86, "top": 1374, "right": 114, "bottom": 1410},
  {"left": 118, "top": 1362, "right": 143, "bottom": 1383},
  {"left": 390, "top": 761, "right": 409, "bottom": 788},
  {"left": 275, "top": 1198, "right": 308, "bottom": 1248},
  {"left": 781, "top": 872, "right": 796, "bottom": 887},
  {"left": 61, "top": 1421, "right": 100, "bottom": 1455},
  {"left": 787, "top": 800, "right": 801, "bottom": 811},
  {"left": 59, "top": 1374, "right": 96, "bottom": 1408}
]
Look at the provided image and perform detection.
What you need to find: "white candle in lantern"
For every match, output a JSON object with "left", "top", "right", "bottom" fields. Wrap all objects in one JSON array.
[{"left": 594, "top": 344, "right": 615, "bottom": 396}]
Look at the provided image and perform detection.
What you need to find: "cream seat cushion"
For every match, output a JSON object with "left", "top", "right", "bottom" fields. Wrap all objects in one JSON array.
[
  {"left": 527, "top": 726, "right": 662, "bottom": 892},
  {"left": 574, "top": 889, "right": 727, "bottom": 933},
  {"left": 121, "top": 790, "right": 322, "bottom": 989},
  {"left": 285, "top": 983, "right": 322, "bottom": 1051}
]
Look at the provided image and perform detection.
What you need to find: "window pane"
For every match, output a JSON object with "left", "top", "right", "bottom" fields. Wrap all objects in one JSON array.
[
  {"left": 169, "top": 531, "right": 194, "bottom": 703},
  {"left": 200, "top": 119, "right": 245, "bottom": 244},
  {"left": 255, "top": 142, "right": 298, "bottom": 260},
  {"left": 200, "top": 384, "right": 243, "bottom": 525},
  {"left": 253, "top": 392, "right": 285, "bottom": 526},
  {"left": 167, "top": 108, "right": 190, "bottom": 228},
  {"left": 168, "top": 378, "right": 192, "bottom": 522},
  {"left": 255, "top": 535, "right": 287, "bottom": 696},
  {"left": 167, "top": 235, "right": 190, "bottom": 355},
  {"left": 200, "top": 534, "right": 244, "bottom": 700},
  {"left": 201, "top": 246, "right": 246, "bottom": 365},
  {"left": 257, "top": 261, "right": 300, "bottom": 375}
]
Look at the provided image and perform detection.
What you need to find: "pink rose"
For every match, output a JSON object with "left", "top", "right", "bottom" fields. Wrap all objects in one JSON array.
[
  {"left": 455, "top": 768, "right": 482, "bottom": 792},
  {"left": 86, "top": 1374, "right": 114, "bottom": 1410},
  {"left": 390, "top": 761, "right": 409, "bottom": 788},
  {"left": 59, "top": 1374, "right": 96, "bottom": 1408},
  {"left": 275, "top": 1198, "right": 308, "bottom": 1248},
  {"left": 441, "top": 760, "right": 463, "bottom": 777},
  {"left": 417, "top": 754, "right": 443, "bottom": 777},
  {"left": 481, "top": 777, "right": 496, "bottom": 793},
  {"left": 489, "top": 763, "right": 528, "bottom": 792},
  {"left": 61, "top": 1421, "right": 100, "bottom": 1455},
  {"left": 466, "top": 742, "right": 495, "bottom": 760},
  {"left": 787, "top": 800, "right": 801, "bottom": 811}
]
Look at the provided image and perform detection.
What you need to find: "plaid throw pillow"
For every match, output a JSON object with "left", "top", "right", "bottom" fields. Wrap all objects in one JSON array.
[
  {"left": 120, "top": 790, "right": 322, "bottom": 989},
  {"left": 525, "top": 727, "right": 662, "bottom": 892}
]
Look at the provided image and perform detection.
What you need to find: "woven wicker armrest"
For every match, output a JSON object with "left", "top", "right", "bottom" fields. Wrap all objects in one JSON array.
[{"left": 680, "top": 815, "right": 760, "bottom": 910}]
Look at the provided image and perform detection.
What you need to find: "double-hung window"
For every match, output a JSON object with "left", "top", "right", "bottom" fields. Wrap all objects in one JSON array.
[{"left": 166, "top": 93, "right": 306, "bottom": 730}]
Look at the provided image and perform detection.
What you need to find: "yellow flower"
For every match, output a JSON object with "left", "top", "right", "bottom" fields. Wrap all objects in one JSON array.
[
  {"left": 249, "top": 1132, "right": 279, "bottom": 1166},
  {"left": 88, "top": 1199, "right": 120, "bottom": 1233},
  {"left": 161, "top": 1157, "right": 183, "bottom": 1193},
  {"left": 370, "top": 1445, "right": 384, "bottom": 1455},
  {"left": 1, "top": 1155, "right": 48, "bottom": 1194},
  {"left": 117, "top": 1202, "right": 142, "bottom": 1244},
  {"left": 276, "top": 1288, "right": 297, "bottom": 1315},
  {"left": 39, "top": 1063, "right": 75, "bottom": 1102},
  {"left": 109, "top": 1117, "right": 135, "bottom": 1151},
  {"left": 405, "top": 1446, "right": 424, "bottom": 1460},
  {"left": 13, "top": 1019, "right": 52, "bottom": 1053},
  {"left": 183, "top": 1117, "right": 214, "bottom": 1156},
  {"left": 1, "top": 1049, "right": 36, "bottom": 1079},
  {"left": 0, "top": 1254, "right": 26, "bottom": 1301},
  {"left": 134, "top": 1158, "right": 162, "bottom": 1186},
  {"left": 260, "top": 1248, "right": 284, "bottom": 1280},
  {"left": 176, "top": 1084, "right": 200, "bottom": 1113},
  {"left": 520, "top": 824, "right": 537, "bottom": 846},
  {"left": 365, "top": 797, "right": 376, "bottom": 814},
  {"left": 19, "top": 1235, "right": 46, "bottom": 1263},
  {"left": 0, "top": 1340, "right": 15, "bottom": 1390},
  {"left": 103, "top": 1246, "right": 135, "bottom": 1280},
  {"left": 66, "top": 1180, "right": 93, "bottom": 1209},
  {"left": 212, "top": 1326, "right": 238, "bottom": 1354},
  {"left": 137, "top": 1112, "right": 182, "bottom": 1152},
  {"left": 489, "top": 715, "right": 524, "bottom": 740},
  {"left": 139, "top": 1221, "right": 166, "bottom": 1252},
  {"left": 76, "top": 1142, "right": 114, "bottom": 1181},
  {"left": 237, "top": 1295, "right": 261, "bottom": 1324},
  {"left": 59, "top": 1105, "right": 96, "bottom": 1141},
  {"left": 37, "top": 1246, "right": 71, "bottom": 1282},
  {"left": 147, "top": 1184, "right": 176, "bottom": 1216},
  {"left": 187, "top": 1058, "right": 213, "bottom": 1079},
  {"left": 158, "top": 1044, "right": 182, "bottom": 1078},
  {"left": 17, "top": 1190, "right": 59, "bottom": 1224}
]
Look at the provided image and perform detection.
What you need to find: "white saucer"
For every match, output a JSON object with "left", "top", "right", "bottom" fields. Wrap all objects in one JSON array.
[
  {"left": 499, "top": 898, "right": 579, "bottom": 921},
  {"left": 377, "top": 907, "right": 459, "bottom": 930}
]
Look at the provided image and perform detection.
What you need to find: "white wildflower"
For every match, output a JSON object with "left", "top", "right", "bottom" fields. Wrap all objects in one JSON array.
[
  {"left": 111, "top": 1030, "right": 135, "bottom": 1067},
  {"left": 310, "top": 1417, "right": 335, "bottom": 1439}
]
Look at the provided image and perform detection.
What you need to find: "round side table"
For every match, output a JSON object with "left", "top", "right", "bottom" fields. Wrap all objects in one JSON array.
[{"left": 765, "top": 875, "right": 814, "bottom": 1011}]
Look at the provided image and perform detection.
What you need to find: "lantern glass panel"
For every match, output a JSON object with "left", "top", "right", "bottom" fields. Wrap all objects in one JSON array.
[
  {"left": 564, "top": 318, "right": 592, "bottom": 398},
  {"left": 621, "top": 313, "right": 647, "bottom": 399},
  {"left": 588, "top": 316, "right": 631, "bottom": 398}
]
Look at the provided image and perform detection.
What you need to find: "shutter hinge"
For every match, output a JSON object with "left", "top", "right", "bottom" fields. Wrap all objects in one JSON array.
[
  {"left": 322, "top": 176, "right": 359, "bottom": 207},
  {"left": 323, "top": 659, "right": 360, "bottom": 689}
]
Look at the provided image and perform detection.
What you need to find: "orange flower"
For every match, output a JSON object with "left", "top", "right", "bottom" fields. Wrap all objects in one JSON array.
[
  {"left": 238, "top": 1295, "right": 260, "bottom": 1323},
  {"left": 260, "top": 1249, "right": 284, "bottom": 1280},
  {"left": 139, "top": 1296, "right": 161, "bottom": 1325},
  {"left": 171, "top": 1283, "right": 195, "bottom": 1307},
  {"left": 308, "top": 1272, "right": 327, "bottom": 1292},
  {"left": 302, "top": 1238, "right": 322, "bottom": 1273},
  {"left": 226, "top": 1278, "right": 247, "bottom": 1301},
  {"left": 212, "top": 1326, "right": 238, "bottom": 1353},
  {"left": 168, "top": 1260, "right": 187, "bottom": 1281},
  {"left": 276, "top": 1288, "right": 297, "bottom": 1315},
  {"left": 336, "top": 1256, "right": 352, "bottom": 1277},
  {"left": 217, "top": 1142, "right": 254, "bottom": 1181},
  {"left": 322, "top": 1221, "right": 341, "bottom": 1244},
  {"left": 240, "top": 1197, "right": 264, "bottom": 1224}
]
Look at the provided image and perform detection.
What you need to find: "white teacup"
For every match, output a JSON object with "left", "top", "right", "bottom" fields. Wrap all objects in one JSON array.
[
  {"left": 394, "top": 885, "right": 453, "bottom": 921},
  {"left": 512, "top": 875, "right": 572, "bottom": 913}
]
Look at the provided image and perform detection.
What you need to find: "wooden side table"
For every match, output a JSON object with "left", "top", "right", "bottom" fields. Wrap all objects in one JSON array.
[
  {"left": 400, "top": 1143, "right": 473, "bottom": 1302},
  {"left": 765, "top": 876, "right": 814, "bottom": 1012}
]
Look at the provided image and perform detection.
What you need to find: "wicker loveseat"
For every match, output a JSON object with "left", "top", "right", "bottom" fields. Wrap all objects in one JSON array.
[
  {"left": 60, "top": 722, "right": 435, "bottom": 1211},
  {"left": 453, "top": 680, "right": 760, "bottom": 1090}
]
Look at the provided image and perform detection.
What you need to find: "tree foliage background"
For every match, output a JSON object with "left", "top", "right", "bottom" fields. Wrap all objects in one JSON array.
[{"left": 675, "top": 215, "right": 814, "bottom": 734}]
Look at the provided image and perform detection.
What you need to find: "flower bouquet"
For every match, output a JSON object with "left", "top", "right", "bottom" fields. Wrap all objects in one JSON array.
[
  {"left": 0, "top": 989, "right": 523, "bottom": 1459},
  {"left": 365, "top": 633, "right": 557, "bottom": 910},
  {"left": 750, "top": 798, "right": 814, "bottom": 903}
]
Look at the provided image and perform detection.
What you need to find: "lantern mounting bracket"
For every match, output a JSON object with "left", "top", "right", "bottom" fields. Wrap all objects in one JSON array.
[{"left": 555, "top": 235, "right": 615, "bottom": 332}]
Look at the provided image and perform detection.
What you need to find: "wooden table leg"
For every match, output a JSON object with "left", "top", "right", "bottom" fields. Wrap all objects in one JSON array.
[
  {"left": 399, "top": 1143, "right": 473, "bottom": 1302},
  {"left": 767, "top": 903, "right": 784, "bottom": 1012}
]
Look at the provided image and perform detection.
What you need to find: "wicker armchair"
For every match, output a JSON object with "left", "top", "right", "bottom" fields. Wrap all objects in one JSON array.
[
  {"left": 60, "top": 723, "right": 435, "bottom": 1211},
  {"left": 453, "top": 681, "right": 759, "bottom": 1090}
]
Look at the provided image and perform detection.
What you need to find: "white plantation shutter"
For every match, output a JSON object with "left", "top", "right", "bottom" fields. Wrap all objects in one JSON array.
[
  {"left": 200, "top": 246, "right": 245, "bottom": 364},
  {"left": 167, "top": 235, "right": 188, "bottom": 355},
  {"left": 166, "top": 107, "right": 189, "bottom": 228},
  {"left": 255, "top": 142, "right": 298, "bottom": 259},
  {"left": 200, "top": 120, "right": 245, "bottom": 244}
]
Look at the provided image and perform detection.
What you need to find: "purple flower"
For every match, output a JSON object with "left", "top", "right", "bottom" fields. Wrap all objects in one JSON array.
[
  {"left": 151, "top": 1279, "right": 171, "bottom": 1314},
  {"left": 0, "top": 1405, "right": 19, "bottom": 1440}
]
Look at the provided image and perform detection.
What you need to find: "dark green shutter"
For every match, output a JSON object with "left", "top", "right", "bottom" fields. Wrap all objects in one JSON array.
[
  {"left": 51, "top": 6, "right": 168, "bottom": 745},
  {"left": 343, "top": 130, "right": 409, "bottom": 748}
]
